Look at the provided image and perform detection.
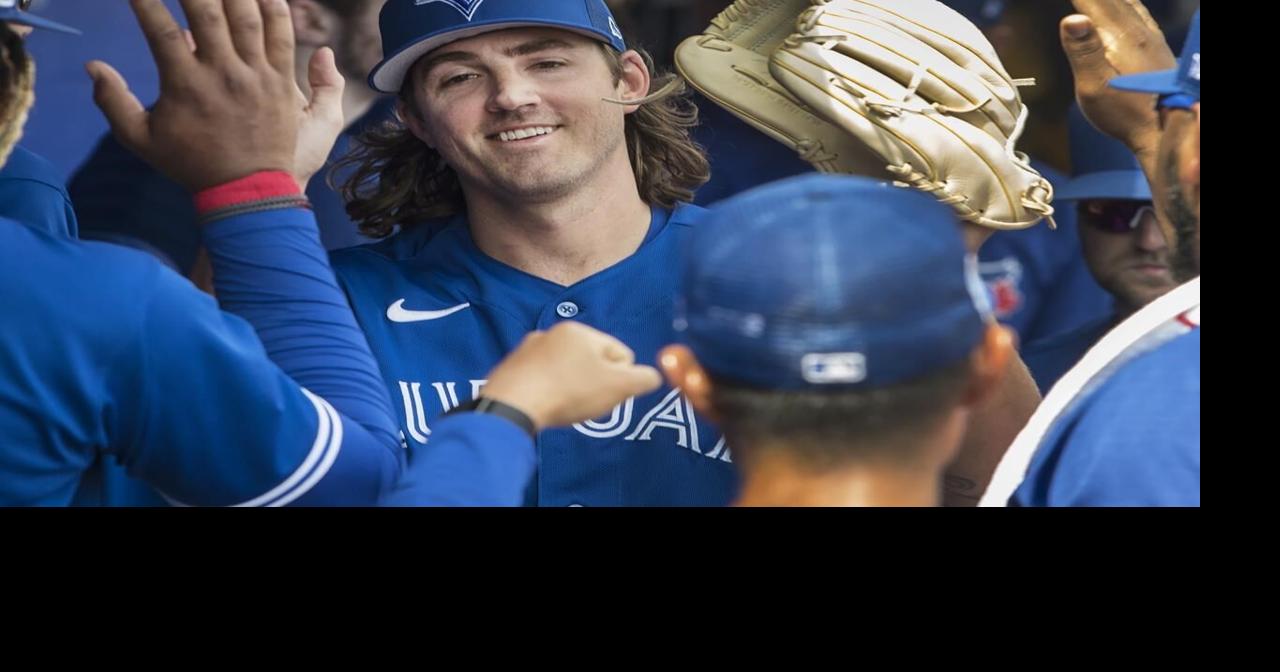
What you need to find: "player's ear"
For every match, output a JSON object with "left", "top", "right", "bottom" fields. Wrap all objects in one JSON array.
[
  {"left": 659, "top": 344, "right": 719, "bottom": 421},
  {"left": 611, "top": 49, "right": 651, "bottom": 115},
  {"left": 963, "top": 324, "right": 1014, "bottom": 407}
]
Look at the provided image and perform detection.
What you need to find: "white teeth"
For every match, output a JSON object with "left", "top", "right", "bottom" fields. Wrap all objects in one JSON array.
[{"left": 498, "top": 126, "right": 555, "bottom": 142}]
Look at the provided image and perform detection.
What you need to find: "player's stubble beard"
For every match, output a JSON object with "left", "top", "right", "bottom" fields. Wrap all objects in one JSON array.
[
  {"left": 1163, "top": 160, "right": 1200, "bottom": 283},
  {"left": 471, "top": 105, "right": 627, "bottom": 205}
]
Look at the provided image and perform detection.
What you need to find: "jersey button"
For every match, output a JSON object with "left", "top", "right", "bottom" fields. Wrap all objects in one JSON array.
[{"left": 555, "top": 301, "right": 579, "bottom": 318}]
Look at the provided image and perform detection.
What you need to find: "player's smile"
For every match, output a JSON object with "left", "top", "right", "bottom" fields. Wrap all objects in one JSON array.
[{"left": 487, "top": 124, "right": 561, "bottom": 144}]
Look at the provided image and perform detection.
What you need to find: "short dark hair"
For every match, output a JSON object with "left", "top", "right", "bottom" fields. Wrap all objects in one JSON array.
[{"left": 709, "top": 358, "right": 973, "bottom": 471}]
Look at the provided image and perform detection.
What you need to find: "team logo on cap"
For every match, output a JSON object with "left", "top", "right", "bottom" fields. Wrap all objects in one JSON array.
[
  {"left": 801, "top": 353, "right": 867, "bottom": 384},
  {"left": 415, "top": 0, "right": 486, "bottom": 21}
]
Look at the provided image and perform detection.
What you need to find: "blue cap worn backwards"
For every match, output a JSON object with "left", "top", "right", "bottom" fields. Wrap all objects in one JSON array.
[
  {"left": 677, "top": 174, "right": 993, "bottom": 391},
  {"left": 369, "top": 0, "right": 626, "bottom": 93}
]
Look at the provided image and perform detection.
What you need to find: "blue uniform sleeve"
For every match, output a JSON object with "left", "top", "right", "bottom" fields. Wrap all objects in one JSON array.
[
  {"left": 110, "top": 177, "right": 407, "bottom": 505},
  {"left": 1012, "top": 331, "right": 1200, "bottom": 506},
  {"left": 201, "top": 204, "right": 400, "bottom": 452},
  {"left": 380, "top": 413, "right": 536, "bottom": 506},
  {"left": 105, "top": 263, "right": 400, "bottom": 506}
]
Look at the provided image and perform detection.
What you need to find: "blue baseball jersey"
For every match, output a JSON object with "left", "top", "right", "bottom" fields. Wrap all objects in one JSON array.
[
  {"left": 67, "top": 101, "right": 392, "bottom": 506},
  {"left": 0, "top": 146, "right": 79, "bottom": 238},
  {"left": 1021, "top": 314, "right": 1114, "bottom": 394},
  {"left": 690, "top": 94, "right": 818, "bottom": 207},
  {"left": 0, "top": 218, "right": 394, "bottom": 506},
  {"left": 331, "top": 205, "right": 740, "bottom": 507},
  {"left": 381, "top": 412, "right": 536, "bottom": 507},
  {"left": 1010, "top": 291, "right": 1200, "bottom": 507},
  {"left": 690, "top": 111, "right": 1113, "bottom": 346},
  {"left": 3, "top": 180, "right": 540, "bottom": 508}
]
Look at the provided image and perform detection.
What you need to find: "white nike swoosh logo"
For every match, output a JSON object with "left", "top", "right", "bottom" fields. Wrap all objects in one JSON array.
[{"left": 386, "top": 299, "right": 471, "bottom": 323}]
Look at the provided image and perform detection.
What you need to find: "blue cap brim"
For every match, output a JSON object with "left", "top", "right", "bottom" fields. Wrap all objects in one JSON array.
[
  {"left": 1109, "top": 68, "right": 1179, "bottom": 95},
  {"left": 11, "top": 13, "right": 81, "bottom": 35},
  {"left": 1056, "top": 170, "right": 1152, "bottom": 201}
]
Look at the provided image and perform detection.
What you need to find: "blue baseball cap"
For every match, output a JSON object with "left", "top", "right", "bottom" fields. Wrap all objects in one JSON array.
[
  {"left": 1056, "top": 104, "right": 1151, "bottom": 202},
  {"left": 369, "top": 0, "right": 626, "bottom": 93},
  {"left": 1110, "top": 10, "right": 1199, "bottom": 107},
  {"left": 942, "top": 0, "right": 1007, "bottom": 29},
  {"left": 677, "top": 174, "right": 993, "bottom": 391},
  {"left": 0, "top": 0, "right": 79, "bottom": 35}
]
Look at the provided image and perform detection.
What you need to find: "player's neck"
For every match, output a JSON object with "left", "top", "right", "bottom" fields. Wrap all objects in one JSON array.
[
  {"left": 734, "top": 448, "right": 945, "bottom": 507},
  {"left": 464, "top": 153, "right": 653, "bottom": 287}
]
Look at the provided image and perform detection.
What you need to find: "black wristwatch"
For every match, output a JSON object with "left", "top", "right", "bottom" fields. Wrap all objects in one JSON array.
[{"left": 445, "top": 397, "right": 538, "bottom": 439}]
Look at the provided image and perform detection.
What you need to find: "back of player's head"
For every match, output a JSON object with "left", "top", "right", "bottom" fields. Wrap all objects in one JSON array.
[{"left": 676, "top": 174, "right": 992, "bottom": 466}]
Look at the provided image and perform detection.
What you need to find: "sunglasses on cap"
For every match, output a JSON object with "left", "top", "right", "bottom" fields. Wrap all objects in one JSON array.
[{"left": 1082, "top": 200, "right": 1157, "bottom": 234}]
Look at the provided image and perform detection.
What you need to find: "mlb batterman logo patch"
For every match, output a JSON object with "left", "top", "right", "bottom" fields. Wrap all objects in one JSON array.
[{"left": 415, "top": 0, "right": 487, "bottom": 21}]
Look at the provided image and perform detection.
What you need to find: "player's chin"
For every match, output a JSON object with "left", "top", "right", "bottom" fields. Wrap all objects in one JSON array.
[
  {"left": 1123, "top": 279, "right": 1176, "bottom": 306},
  {"left": 1124, "top": 264, "right": 1176, "bottom": 285},
  {"left": 502, "top": 173, "right": 578, "bottom": 200}
]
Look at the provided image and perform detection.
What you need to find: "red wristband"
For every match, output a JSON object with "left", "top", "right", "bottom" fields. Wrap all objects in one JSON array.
[{"left": 194, "top": 171, "right": 302, "bottom": 216}]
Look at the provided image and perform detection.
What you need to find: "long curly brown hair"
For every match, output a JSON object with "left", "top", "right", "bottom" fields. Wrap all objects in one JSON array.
[
  {"left": 0, "top": 24, "right": 35, "bottom": 171},
  {"left": 332, "top": 42, "right": 710, "bottom": 238}
]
